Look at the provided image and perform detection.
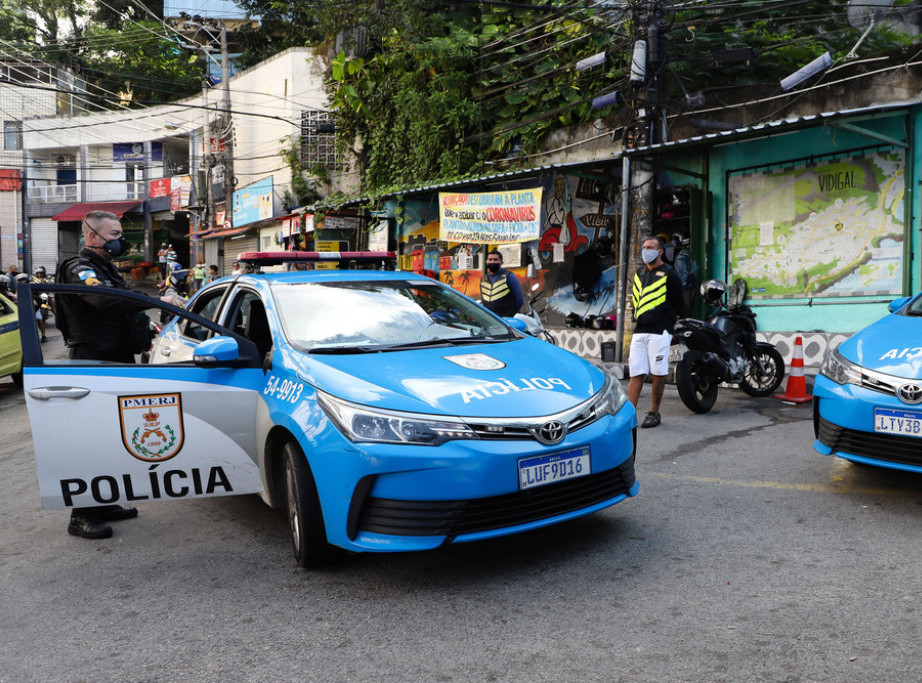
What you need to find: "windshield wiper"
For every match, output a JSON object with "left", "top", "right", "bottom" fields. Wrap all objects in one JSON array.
[
  {"left": 308, "top": 345, "right": 378, "bottom": 354},
  {"left": 442, "top": 336, "right": 512, "bottom": 344}
]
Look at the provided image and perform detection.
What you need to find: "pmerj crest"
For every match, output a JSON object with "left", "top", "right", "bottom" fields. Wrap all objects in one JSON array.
[{"left": 118, "top": 393, "right": 185, "bottom": 462}]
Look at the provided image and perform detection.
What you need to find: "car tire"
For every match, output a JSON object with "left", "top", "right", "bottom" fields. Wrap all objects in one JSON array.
[
  {"left": 283, "top": 440, "right": 338, "bottom": 568},
  {"left": 11, "top": 369, "right": 23, "bottom": 388}
]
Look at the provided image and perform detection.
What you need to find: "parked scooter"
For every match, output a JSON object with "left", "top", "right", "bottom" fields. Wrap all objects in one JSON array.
[
  {"left": 672, "top": 278, "right": 785, "bottom": 413},
  {"left": 514, "top": 283, "right": 556, "bottom": 344}
]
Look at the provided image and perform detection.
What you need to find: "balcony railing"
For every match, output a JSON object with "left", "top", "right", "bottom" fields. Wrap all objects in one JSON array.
[
  {"left": 28, "top": 184, "right": 77, "bottom": 204},
  {"left": 27, "top": 183, "right": 146, "bottom": 204}
]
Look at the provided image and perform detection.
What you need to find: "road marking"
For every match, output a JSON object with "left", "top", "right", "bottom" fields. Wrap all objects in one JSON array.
[{"left": 647, "top": 470, "right": 922, "bottom": 497}]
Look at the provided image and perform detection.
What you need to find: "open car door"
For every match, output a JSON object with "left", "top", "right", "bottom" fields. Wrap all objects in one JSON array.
[{"left": 18, "top": 282, "right": 266, "bottom": 510}]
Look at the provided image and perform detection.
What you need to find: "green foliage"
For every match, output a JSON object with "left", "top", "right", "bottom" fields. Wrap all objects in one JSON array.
[
  {"left": 279, "top": 135, "right": 322, "bottom": 207},
  {"left": 323, "top": 1, "right": 628, "bottom": 192},
  {"left": 79, "top": 22, "right": 201, "bottom": 105},
  {"left": 0, "top": 0, "right": 200, "bottom": 106}
]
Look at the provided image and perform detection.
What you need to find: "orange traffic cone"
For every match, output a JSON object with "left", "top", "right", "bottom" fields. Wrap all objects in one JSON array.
[{"left": 774, "top": 335, "right": 812, "bottom": 404}]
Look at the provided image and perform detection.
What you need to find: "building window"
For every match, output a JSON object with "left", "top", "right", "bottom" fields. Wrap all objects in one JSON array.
[
  {"left": 301, "top": 111, "right": 340, "bottom": 170},
  {"left": 4, "top": 121, "right": 22, "bottom": 150}
]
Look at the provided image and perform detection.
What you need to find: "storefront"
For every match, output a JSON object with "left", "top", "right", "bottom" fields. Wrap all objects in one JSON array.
[{"left": 627, "top": 103, "right": 919, "bottom": 366}]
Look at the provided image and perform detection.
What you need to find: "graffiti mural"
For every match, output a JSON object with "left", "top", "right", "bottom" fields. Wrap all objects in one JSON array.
[{"left": 394, "top": 173, "right": 620, "bottom": 329}]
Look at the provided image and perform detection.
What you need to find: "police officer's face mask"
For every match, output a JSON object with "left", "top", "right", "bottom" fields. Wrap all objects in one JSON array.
[
  {"left": 86, "top": 221, "right": 128, "bottom": 258},
  {"left": 486, "top": 261, "right": 501, "bottom": 273}
]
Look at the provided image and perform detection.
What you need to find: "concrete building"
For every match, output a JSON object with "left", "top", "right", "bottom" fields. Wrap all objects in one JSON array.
[{"left": 20, "top": 47, "right": 332, "bottom": 275}]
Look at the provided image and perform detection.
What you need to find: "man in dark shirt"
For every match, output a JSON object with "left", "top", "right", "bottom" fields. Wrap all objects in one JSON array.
[
  {"left": 628, "top": 235, "right": 684, "bottom": 428},
  {"left": 55, "top": 210, "right": 148, "bottom": 538}
]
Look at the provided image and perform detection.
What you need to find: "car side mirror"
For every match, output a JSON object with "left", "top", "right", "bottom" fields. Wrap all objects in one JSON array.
[
  {"left": 193, "top": 335, "right": 240, "bottom": 365},
  {"left": 888, "top": 296, "right": 911, "bottom": 313},
  {"left": 504, "top": 317, "right": 527, "bottom": 332}
]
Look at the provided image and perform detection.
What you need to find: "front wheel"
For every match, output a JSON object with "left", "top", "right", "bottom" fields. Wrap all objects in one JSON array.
[
  {"left": 740, "top": 343, "right": 785, "bottom": 397},
  {"left": 675, "top": 349, "right": 719, "bottom": 413},
  {"left": 283, "top": 440, "right": 338, "bottom": 569}
]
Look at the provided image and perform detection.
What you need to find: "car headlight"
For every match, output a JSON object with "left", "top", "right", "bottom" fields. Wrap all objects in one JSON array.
[
  {"left": 820, "top": 347, "right": 863, "bottom": 386},
  {"left": 317, "top": 391, "right": 478, "bottom": 446},
  {"left": 590, "top": 376, "right": 630, "bottom": 418}
]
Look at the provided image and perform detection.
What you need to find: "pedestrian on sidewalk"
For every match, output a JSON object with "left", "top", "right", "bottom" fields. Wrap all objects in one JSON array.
[{"left": 627, "top": 235, "right": 684, "bottom": 428}]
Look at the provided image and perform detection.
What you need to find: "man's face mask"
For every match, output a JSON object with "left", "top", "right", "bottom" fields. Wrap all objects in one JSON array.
[
  {"left": 86, "top": 221, "right": 128, "bottom": 258},
  {"left": 486, "top": 261, "right": 501, "bottom": 273},
  {"left": 641, "top": 248, "right": 660, "bottom": 264}
]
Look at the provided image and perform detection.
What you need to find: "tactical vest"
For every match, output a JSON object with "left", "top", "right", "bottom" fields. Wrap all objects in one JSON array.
[{"left": 480, "top": 272, "right": 516, "bottom": 317}]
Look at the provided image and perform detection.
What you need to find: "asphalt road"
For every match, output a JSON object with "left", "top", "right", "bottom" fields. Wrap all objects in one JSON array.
[{"left": 3, "top": 338, "right": 922, "bottom": 682}]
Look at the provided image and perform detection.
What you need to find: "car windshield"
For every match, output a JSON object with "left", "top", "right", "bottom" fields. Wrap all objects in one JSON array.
[{"left": 272, "top": 279, "right": 515, "bottom": 351}]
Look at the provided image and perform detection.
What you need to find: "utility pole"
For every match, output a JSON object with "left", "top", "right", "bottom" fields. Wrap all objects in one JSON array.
[{"left": 616, "top": 0, "right": 662, "bottom": 362}]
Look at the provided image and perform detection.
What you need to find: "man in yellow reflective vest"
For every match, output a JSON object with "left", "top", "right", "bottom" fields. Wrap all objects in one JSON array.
[
  {"left": 480, "top": 249, "right": 524, "bottom": 318},
  {"left": 628, "top": 235, "right": 684, "bottom": 428}
]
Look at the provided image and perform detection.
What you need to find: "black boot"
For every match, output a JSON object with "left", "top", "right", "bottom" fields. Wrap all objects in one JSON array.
[{"left": 68, "top": 510, "right": 112, "bottom": 539}]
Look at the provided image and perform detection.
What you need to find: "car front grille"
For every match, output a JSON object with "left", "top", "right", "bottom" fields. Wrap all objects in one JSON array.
[
  {"left": 353, "top": 455, "right": 636, "bottom": 539},
  {"left": 467, "top": 404, "right": 600, "bottom": 441},
  {"left": 818, "top": 416, "right": 922, "bottom": 467}
]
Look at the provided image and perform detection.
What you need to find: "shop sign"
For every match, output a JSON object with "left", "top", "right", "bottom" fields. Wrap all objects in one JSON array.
[
  {"left": 114, "top": 142, "right": 163, "bottom": 162},
  {"left": 0, "top": 169, "right": 21, "bottom": 191},
  {"left": 232, "top": 177, "right": 273, "bottom": 227},
  {"left": 170, "top": 176, "right": 192, "bottom": 210},
  {"left": 150, "top": 178, "right": 170, "bottom": 199}
]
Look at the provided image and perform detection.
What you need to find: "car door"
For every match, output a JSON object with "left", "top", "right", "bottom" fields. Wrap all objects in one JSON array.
[
  {"left": 18, "top": 282, "right": 266, "bottom": 510},
  {"left": 0, "top": 293, "right": 21, "bottom": 377}
]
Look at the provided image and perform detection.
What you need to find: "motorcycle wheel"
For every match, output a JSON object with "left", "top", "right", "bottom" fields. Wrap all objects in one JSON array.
[
  {"left": 676, "top": 349, "right": 719, "bottom": 413},
  {"left": 740, "top": 343, "right": 785, "bottom": 397}
]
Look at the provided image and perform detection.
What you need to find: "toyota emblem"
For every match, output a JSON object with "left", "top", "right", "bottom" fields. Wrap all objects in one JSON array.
[
  {"left": 534, "top": 420, "right": 566, "bottom": 445},
  {"left": 897, "top": 383, "right": 922, "bottom": 405}
]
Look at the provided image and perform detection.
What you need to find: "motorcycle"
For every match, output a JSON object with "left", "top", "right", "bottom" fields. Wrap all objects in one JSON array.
[
  {"left": 672, "top": 278, "right": 785, "bottom": 413},
  {"left": 514, "top": 283, "right": 556, "bottom": 344}
]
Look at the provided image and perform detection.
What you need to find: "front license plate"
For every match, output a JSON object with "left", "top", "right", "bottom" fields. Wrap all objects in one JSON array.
[
  {"left": 874, "top": 408, "right": 922, "bottom": 438},
  {"left": 518, "top": 447, "right": 590, "bottom": 490}
]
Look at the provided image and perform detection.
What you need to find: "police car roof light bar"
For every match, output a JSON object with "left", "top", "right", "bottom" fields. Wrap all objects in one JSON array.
[{"left": 237, "top": 251, "right": 397, "bottom": 266}]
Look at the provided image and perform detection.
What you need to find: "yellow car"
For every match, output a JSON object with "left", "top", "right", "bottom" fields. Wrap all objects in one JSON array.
[{"left": 0, "top": 291, "right": 23, "bottom": 387}]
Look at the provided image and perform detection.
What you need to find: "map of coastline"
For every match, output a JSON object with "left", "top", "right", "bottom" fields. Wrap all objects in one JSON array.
[{"left": 728, "top": 150, "right": 904, "bottom": 298}]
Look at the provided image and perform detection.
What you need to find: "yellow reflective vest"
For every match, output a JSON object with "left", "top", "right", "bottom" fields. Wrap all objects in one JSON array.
[{"left": 632, "top": 265, "right": 681, "bottom": 333}]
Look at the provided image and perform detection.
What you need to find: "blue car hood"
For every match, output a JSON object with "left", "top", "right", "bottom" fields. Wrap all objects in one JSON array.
[
  {"left": 838, "top": 312, "right": 922, "bottom": 379},
  {"left": 291, "top": 337, "right": 607, "bottom": 418}
]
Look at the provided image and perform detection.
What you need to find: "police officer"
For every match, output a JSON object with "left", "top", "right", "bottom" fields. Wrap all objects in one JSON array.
[
  {"left": 56, "top": 210, "right": 148, "bottom": 539},
  {"left": 628, "top": 235, "right": 684, "bottom": 428},
  {"left": 480, "top": 249, "right": 524, "bottom": 317}
]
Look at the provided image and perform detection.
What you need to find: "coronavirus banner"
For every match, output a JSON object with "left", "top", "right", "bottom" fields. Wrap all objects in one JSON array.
[{"left": 439, "top": 188, "right": 543, "bottom": 244}]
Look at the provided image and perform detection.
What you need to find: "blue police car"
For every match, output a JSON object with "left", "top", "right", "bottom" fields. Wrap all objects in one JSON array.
[
  {"left": 20, "top": 253, "right": 638, "bottom": 568},
  {"left": 814, "top": 291, "right": 922, "bottom": 472}
]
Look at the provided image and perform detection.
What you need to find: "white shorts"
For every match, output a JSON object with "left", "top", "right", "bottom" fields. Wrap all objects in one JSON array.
[{"left": 629, "top": 331, "right": 672, "bottom": 377}]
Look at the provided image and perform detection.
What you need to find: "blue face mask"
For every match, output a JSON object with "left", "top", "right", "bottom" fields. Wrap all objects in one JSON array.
[{"left": 642, "top": 248, "right": 660, "bottom": 264}]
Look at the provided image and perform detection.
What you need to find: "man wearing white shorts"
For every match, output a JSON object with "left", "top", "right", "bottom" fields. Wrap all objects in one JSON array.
[{"left": 628, "top": 236, "right": 684, "bottom": 428}]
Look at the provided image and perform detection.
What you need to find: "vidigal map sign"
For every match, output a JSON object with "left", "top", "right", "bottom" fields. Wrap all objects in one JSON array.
[{"left": 728, "top": 149, "right": 905, "bottom": 298}]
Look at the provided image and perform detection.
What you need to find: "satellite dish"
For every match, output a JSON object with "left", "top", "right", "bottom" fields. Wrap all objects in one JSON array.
[{"left": 846, "top": 0, "right": 895, "bottom": 58}]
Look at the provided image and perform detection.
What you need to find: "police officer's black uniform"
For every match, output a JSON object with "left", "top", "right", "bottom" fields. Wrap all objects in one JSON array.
[
  {"left": 56, "top": 248, "right": 148, "bottom": 363},
  {"left": 55, "top": 247, "right": 150, "bottom": 537}
]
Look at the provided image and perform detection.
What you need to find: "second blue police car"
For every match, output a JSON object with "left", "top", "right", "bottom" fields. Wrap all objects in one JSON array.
[
  {"left": 20, "top": 254, "right": 638, "bottom": 568},
  {"left": 814, "top": 291, "right": 922, "bottom": 472}
]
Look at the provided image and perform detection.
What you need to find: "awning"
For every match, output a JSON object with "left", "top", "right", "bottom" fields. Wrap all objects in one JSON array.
[
  {"left": 52, "top": 201, "right": 142, "bottom": 222},
  {"left": 193, "top": 225, "right": 254, "bottom": 240}
]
